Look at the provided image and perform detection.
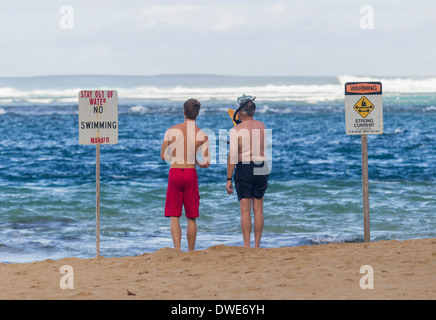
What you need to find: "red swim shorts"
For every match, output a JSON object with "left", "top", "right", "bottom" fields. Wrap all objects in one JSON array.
[{"left": 164, "top": 168, "right": 200, "bottom": 219}]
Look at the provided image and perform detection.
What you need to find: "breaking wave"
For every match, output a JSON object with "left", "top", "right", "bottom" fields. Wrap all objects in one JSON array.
[{"left": 0, "top": 75, "right": 435, "bottom": 104}]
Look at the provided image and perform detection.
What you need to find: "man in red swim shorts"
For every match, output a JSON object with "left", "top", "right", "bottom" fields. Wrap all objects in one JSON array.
[{"left": 160, "top": 99, "right": 210, "bottom": 251}]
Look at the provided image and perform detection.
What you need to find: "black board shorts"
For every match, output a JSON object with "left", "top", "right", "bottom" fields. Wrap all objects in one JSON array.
[{"left": 234, "top": 161, "right": 269, "bottom": 201}]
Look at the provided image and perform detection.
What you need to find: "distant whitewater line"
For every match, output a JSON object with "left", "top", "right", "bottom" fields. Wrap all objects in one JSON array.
[{"left": 0, "top": 75, "right": 435, "bottom": 104}]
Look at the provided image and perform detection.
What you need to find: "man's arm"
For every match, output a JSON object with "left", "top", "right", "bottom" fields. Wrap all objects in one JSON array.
[
  {"left": 196, "top": 131, "right": 210, "bottom": 168},
  {"left": 161, "top": 131, "right": 170, "bottom": 161},
  {"left": 226, "top": 127, "right": 239, "bottom": 195},
  {"left": 226, "top": 152, "right": 236, "bottom": 195}
]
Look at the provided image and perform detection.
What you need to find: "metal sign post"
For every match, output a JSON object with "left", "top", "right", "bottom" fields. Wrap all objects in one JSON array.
[
  {"left": 345, "top": 82, "right": 383, "bottom": 243},
  {"left": 79, "top": 90, "right": 118, "bottom": 257}
]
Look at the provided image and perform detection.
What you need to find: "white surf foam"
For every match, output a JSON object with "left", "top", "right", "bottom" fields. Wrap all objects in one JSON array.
[
  {"left": 338, "top": 75, "right": 436, "bottom": 94},
  {"left": 0, "top": 76, "right": 434, "bottom": 103}
]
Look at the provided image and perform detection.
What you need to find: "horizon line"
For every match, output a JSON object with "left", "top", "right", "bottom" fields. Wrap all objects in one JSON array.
[{"left": 1, "top": 73, "right": 433, "bottom": 79}]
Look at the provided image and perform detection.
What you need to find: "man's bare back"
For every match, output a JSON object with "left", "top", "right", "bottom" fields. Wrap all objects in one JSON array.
[
  {"left": 229, "top": 118, "right": 267, "bottom": 164},
  {"left": 161, "top": 120, "right": 209, "bottom": 168}
]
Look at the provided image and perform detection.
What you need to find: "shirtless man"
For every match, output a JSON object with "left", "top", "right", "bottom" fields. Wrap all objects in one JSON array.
[
  {"left": 161, "top": 98, "right": 210, "bottom": 251},
  {"left": 226, "top": 95, "right": 269, "bottom": 248}
]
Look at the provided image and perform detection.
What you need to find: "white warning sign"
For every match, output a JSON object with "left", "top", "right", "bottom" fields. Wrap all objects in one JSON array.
[
  {"left": 345, "top": 82, "right": 383, "bottom": 135},
  {"left": 79, "top": 90, "right": 118, "bottom": 145}
]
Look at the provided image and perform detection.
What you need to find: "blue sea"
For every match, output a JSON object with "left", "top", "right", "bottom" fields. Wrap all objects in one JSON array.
[{"left": 0, "top": 75, "right": 435, "bottom": 263}]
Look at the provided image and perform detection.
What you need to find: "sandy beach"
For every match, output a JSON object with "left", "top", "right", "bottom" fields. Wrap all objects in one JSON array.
[{"left": 0, "top": 238, "right": 434, "bottom": 300}]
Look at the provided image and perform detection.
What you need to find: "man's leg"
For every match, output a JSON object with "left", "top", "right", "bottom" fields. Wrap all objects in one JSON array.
[
  {"left": 187, "top": 218, "right": 197, "bottom": 251},
  {"left": 170, "top": 216, "right": 181, "bottom": 251},
  {"left": 240, "top": 198, "right": 252, "bottom": 247},
  {"left": 252, "top": 197, "right": 264, "bottom": 248}
]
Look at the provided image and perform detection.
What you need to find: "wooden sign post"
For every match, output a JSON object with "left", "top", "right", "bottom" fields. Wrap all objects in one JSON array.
[
  {"left": 96, "top": 143, "right": 101, "bottom": 256},
  {"left": 345, "top": 82, "right": 383, "bottom": 243},
  {"left": 79, "top": 90, "right": 118, "bottom": 256},
  {"left": 361, "top": 134, "right": 370, "bottom": 243}
]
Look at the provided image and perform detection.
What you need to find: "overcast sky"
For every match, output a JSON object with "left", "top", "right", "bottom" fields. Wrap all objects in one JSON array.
[{"left": 1, "top": 0, "right": 435, "bottom": 77}]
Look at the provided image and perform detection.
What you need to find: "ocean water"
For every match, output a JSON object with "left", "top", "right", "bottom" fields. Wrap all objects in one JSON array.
[{"left": 0, "top": 75, "right": 435, "bottom": 263}]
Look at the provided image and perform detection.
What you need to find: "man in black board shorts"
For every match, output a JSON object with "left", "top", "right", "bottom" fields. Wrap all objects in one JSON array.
[{"left": 226, "top": 95, "right": 269, "bottom": 248}]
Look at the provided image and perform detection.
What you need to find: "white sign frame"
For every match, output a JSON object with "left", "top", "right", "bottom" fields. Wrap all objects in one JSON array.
[
  {"left": 79, "top": 90, "right": 118, "bottom": 145},
  {"left": 345, "top": 82, "right": 383, "bottom": 135}
]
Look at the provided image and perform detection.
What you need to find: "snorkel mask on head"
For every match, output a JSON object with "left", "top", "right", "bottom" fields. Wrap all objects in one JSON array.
[{"left": 233, "top": 94, "right": 256, "bottom": 124}]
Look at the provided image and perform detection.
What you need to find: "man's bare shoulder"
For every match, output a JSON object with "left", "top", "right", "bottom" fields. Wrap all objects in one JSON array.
[
  {"left": 253, "top": 119, "right": 266, "bottom": 128},
  {"left": 166, "top": 123, "right": 184, "bottom": 131},
  {"left": 195, "top": 125, "right": 207, "bottom": 133},
  {"left": 234, "top": 119, "right": 266, "bottom": 131},
  {"left": 163, "top": 123, "right": 184, "bottom": 140},
  {"left": 195, "top": 126, "right": 209, "bottom": 140}
]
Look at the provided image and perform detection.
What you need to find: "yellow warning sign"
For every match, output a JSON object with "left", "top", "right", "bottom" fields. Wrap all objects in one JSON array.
[{"left": 353, "top": 96, "right": 375, "bottom": 118}]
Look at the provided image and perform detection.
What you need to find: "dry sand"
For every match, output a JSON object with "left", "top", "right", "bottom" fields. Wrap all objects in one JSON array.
[{"left": 0, "top": 238, "right": 434, "bottom": 300}]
